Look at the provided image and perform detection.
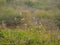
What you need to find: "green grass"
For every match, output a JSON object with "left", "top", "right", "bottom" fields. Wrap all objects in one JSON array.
[{"left": 0, "top": 29, "right": 60, "bottom": 45}]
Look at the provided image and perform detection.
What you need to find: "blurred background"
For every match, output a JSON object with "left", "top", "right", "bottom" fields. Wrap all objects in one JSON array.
[{"left": 0, "top": 0, "right": 60, "bottom": 45}]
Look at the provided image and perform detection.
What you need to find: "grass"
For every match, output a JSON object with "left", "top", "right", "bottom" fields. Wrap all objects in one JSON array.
[{"left": 0, "top": 29, "right": 60, "bottom": 45}]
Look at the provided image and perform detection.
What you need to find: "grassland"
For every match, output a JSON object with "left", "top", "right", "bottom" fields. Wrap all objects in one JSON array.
[
  {"left": 0, "top": 0, "right": 60, "bottom": 45},
  {"left": 0, "top": 29, "right": 60, "bottom": 45}
]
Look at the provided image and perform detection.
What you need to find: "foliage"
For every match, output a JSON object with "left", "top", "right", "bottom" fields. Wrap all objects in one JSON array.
[
  {"left": 34, "top": 10, "right": 54, "bottom": 19},
  {"left": 54, "top": 11, "right": 60, "bottom": 28},
  {"left": 0, "top": 9, "right": 24, "bottom": 27},
  {"left": 0, "top": 29, "right": 60, "bottom": 45},
  {"left": 0, "top": 0, "right": 60, "bottom": 45},
  {"left": 0, "top": 15, "right": 23, "bottom": 26}
]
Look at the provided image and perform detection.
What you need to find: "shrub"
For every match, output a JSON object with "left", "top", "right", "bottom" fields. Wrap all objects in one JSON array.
[
  {"left": 0, "top": 30, "right": 4, "bottom": 39},
  {"left": 0, "top": 15, "right": 23, "bottom": 27},
  {"left": 34, "top": 10, "right": 54, "bottom": 19},
  {"left": 54, "top": 11, "right": 60, "bottom": 29},
  {"left": 24, "top": 0, "right": 34, "bottom": 7},
  {"left": 0, "top": 9, "right": 24, "bottom": 28}
]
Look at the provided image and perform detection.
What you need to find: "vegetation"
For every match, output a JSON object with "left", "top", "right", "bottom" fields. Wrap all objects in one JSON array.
[
  {"left": 0, "top": 29, "right": 60, "bottom": 45},
  {"left": 0, "top": 0, "right": 60, "bottom": 45}
]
